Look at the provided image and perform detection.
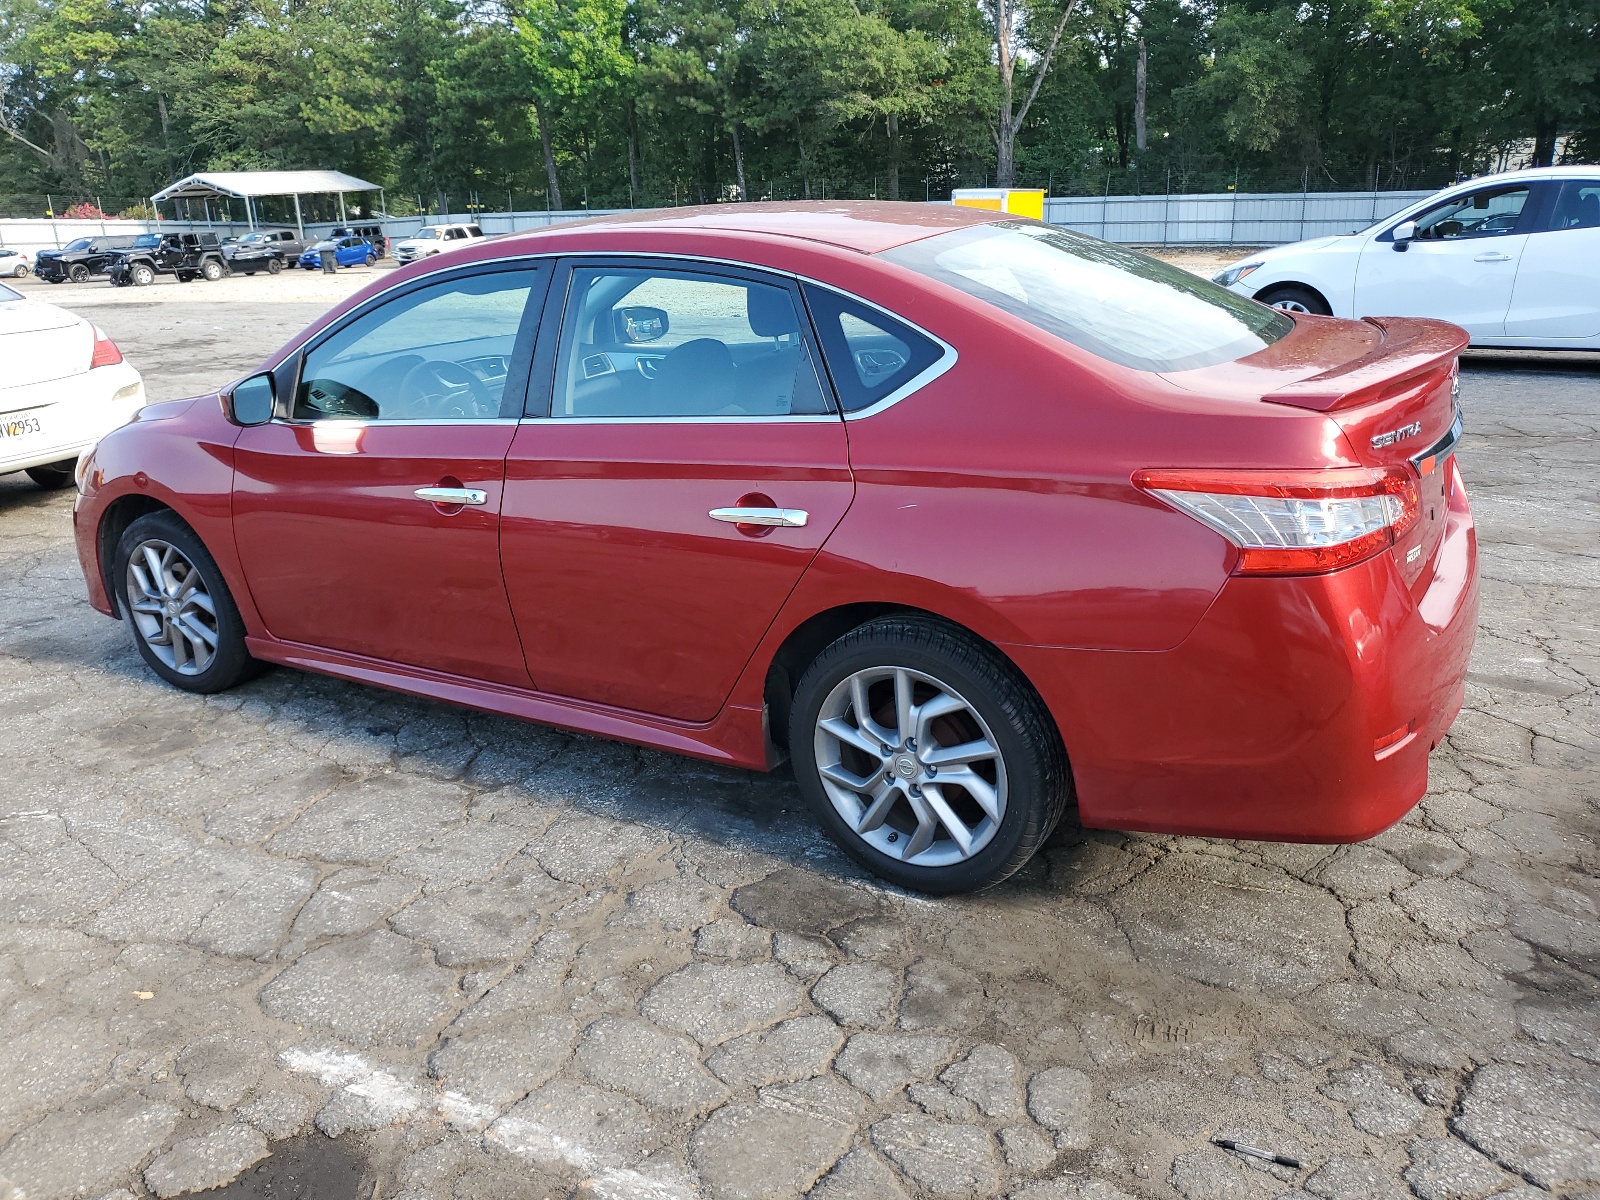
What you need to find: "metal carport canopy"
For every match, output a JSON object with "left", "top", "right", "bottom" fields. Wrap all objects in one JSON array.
[{"left": 151, "top": 170, "right": 384, "bottom": 238}]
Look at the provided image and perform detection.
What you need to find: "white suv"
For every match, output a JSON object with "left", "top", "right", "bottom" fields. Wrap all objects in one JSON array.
[
  {"left": 1214, "top": 166, "right": 1600, "bottom": 349},
  {"left": 392, "top": 223, "right": 486, "bottom": 265}
]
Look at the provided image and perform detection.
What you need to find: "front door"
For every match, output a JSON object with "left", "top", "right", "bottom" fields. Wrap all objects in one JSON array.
[
  {"left": 500, "top": 260, "right": 855, "bottom": 722},
  {"left": 1353, "top": 182, "right": 1535, "bottom": 338},
  {"left": 233, "top": 262, "right": 549, "bottom": 686},
  {"left": 1504, "top": 178, "right": 1600, "bottom": 340}
]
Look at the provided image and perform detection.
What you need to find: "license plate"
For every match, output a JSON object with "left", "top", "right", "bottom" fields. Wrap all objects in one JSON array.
[{"left": 0, "top": 409, "right": 46, "bottom": 445}]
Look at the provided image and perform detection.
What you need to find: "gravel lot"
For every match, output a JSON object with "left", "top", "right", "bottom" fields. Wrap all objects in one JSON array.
[{"left": 1, "top": 265, "right": 1596, "bottom": 1200}]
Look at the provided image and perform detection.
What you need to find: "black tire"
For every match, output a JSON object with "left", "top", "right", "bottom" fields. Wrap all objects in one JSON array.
[
  {"left": 266, "top": 257, "right": 282, "bottom": 275},
  {"left": 364, "top": 252, "right": 376, "bottom": 266},
  {"left": 68, "top": 263, "right": 90, "bottom": 283},
  {"left": 1254, "top": 284, "right": 1331, "bottom": 316},
  {"left": 12, "top": 264, "right": 26, "bottom": 278},
  {"left": 112, "top": 511, "right": 262, "bottom": 694},
  {"left": 200, "top": 258, "right": 224, "bottom": 281},
  {"left": 25, "top": 459, "right": 75, "bottom": 489},
  {"left": 131, "top": 264, "right": 155, "bottom": 286},
  {"left": 788, "top": 615, "right": 1070, "bottom": 894}
]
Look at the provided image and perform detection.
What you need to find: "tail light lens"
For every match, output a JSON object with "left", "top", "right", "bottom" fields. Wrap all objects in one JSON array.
[
  {"left": 90, "top": 325, "right": 123, "bottom": 369},
  {"left": 1135, "top": 467, "right": 1419, "bottom": 575}
]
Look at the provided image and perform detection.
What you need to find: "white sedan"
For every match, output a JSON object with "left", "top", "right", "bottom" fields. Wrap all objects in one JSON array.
[
  {"left": 1214, "top": 166, "right": 1600, "bottom": 349},
  {"left": 0, "top": 280, "right": 145, "bottom": 489}
]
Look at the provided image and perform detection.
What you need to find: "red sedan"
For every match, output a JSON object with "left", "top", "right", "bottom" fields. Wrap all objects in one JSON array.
[{"left": 72, "top": 203, "right": 1478, "bottom": 893}]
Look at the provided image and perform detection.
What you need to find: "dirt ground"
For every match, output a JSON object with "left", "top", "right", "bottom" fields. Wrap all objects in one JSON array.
[{"left": 0, "top": 254, "right": 1596, "bottom": 1200}]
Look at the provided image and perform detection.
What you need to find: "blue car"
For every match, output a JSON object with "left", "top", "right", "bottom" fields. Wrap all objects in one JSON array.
[{"left": 297, "top": 235, "right": 376, "bottom": 269}]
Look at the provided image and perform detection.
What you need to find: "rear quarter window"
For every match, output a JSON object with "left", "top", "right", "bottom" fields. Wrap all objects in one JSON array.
[{"left": 801, "top": 285, "right": 946, "bottom": 413}]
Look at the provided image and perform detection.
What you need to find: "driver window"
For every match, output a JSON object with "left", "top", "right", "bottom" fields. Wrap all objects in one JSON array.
[
  {"left": 1411, "top": 186, "right": 1530, "bottom": 241},
  {"left": 549, "top": 266, "right": 830, "bottom": 418},
  {"left": 294, "top": 268, "right": 540, "bottom": 421}
]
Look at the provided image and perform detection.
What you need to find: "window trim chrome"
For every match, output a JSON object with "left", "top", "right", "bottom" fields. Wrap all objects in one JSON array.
[{"left": 266, "top": 247, "right": 959, "bottom": 428}]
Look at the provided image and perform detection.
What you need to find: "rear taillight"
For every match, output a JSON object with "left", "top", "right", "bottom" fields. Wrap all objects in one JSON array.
[
  {"left": 1135, "top": 467, "right": 1419, "bottom": 575},
  {"left": 90, "top": 325, "right": 122, "bottom": 369}
]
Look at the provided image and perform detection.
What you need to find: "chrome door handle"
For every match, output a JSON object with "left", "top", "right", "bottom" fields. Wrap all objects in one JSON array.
[
  {"left": 1474, "top": 252, "right": 1512, "bottom": 262},
  {"left": 414, "top": 486, "right": 487, "bottom": 505},
  {"left": 709, "top": 506, "right": 809, "bottom": 527}
]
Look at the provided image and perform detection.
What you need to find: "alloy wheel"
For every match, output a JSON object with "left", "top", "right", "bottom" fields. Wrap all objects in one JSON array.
[
  {"left": 125, "top": 539, "right": 220, "bottom": 676},
  {"left": 813, "top": 665, "right": 1008, "bottom": 867},
  {"left": 1270, "top": 298, "right": 1312, "bottom": 313}
]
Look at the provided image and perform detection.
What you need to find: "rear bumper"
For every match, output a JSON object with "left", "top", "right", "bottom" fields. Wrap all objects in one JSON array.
[
  {"left": 1012, "top": 458, "right": 1479, "bottom": 842},
  {"left": 2, "top": 363, "right": 146, "bottom": 477}
]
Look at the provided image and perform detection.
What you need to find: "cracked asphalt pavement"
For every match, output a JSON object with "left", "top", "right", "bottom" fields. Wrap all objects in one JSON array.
[{"left": 0, "top": 273, "right": 1596, "bottom": 1200}]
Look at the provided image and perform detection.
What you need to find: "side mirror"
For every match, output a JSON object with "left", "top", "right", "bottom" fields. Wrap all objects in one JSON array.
[
  {"left": 613, "top": 306, "right": 670, "bottom": 343},
  {"left": 225, "top": 372, "right": 276, "bottom": 426},
  {"left": 1391, "top": 220, "right": 1416, "bottom": 251}
]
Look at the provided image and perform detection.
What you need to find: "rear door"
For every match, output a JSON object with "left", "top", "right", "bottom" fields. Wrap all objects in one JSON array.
[
  {"left": 499, "top": 257, "right": 854, "bottom": 721},
  {"left": 1504, "top": 178, "right": 1600, "bottom": 340},
  {"left": 1353, "top": 182, "right": 1536, "bottom": 337}
]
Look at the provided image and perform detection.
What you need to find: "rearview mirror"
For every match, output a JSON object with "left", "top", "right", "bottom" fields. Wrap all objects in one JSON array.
[
  {"left": 225, "top": 372, "right": 276, "bottom": 426},
  {"left": 613, "top": 306, "right": 670, "bottom": 343},
  {"left": 1391, "top": 220, "right": 1416, "bottom": 251}
]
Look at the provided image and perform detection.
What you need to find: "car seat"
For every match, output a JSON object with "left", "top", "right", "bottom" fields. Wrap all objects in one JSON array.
[{"left": 650, "top": 338, "right": 737, "bottom": 414}]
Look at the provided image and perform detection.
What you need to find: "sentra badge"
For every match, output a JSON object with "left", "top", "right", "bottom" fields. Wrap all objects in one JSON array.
[{"left": 1371, "top": 421, "right": 1422, "bottom": 450}]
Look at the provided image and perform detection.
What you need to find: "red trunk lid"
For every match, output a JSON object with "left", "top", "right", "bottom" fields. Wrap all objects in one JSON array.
[{"left": 1165, "top": 313, "right": 1467, "bottom": 590}]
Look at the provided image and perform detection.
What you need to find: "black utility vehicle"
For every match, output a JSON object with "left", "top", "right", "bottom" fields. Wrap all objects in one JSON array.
[
  {"left": 223, "top": 228, "right": 305, "bottom": 274},
  {"left": 332, "top": 224, "right": 388, "bottom": 258},
  {"left": 107, "top": 233, "right": 226, "bottom": 286},
  {"left": 34, "top": 235, "right": 143, "bottom": 283}
]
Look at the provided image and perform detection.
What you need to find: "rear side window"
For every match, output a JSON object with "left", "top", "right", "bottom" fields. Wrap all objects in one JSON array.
[
  {"left": 1542, "top": 180, "right": 1600, "bottom": 231},
  {"left": 801, "top": 285, "right": 943, "bottom": 412},
  {"left": 881, "top": 221, "right": 1291, "bottom": 373}
]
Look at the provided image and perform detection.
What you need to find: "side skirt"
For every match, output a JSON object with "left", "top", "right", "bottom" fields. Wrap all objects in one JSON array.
[{"left": 244, "top": 636, "right": 774, "bottom": 770}]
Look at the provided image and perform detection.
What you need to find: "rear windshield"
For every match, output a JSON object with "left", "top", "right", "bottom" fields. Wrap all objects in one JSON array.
[
  {"left": 0, "top": 282, "right": 20, "bottom": 302},
  {"left": 880, "top": 221, "right": 1292, "bottom": 372}
]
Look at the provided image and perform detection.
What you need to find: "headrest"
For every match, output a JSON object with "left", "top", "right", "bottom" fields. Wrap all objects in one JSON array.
[{"left": 748, "top": 286, "right": 799, "bottom": 337}]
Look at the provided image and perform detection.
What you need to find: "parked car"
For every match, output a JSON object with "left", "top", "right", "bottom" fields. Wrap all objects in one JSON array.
[
  {"left": 391, "top": 223, "right": 484, "bottom": 264},
  {"left": 223, "top": 229, "right": 305, "bottom": 274},
  {"left": 107, "top": 233, "right": 226, "bottom": 286},
  {"left": 332, "top": 224, "right": 388, "bottom": 258},
  {"left": 296, "top": 236, "right": 377, "bottom": 270},
  {"left": 33, "top": 235, "right": 143, "bottom": 284},
  {"left": 72, "top": 203, "right": 1478, "bottom": 893},
  {"left": 0, "top": 278, "right": 144, "bottom": 489},
  {"left": 1214, "top": 166, "right": 1600, "bottom": 348},
  {"left": 0, "top": 248, "right": 31, "bottom": 278}
]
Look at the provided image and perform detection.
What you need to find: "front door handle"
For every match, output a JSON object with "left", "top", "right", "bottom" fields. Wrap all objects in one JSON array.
[
  {"left": 415, "top": 486, "right": 487, "bottom": 506},
  {"left": 1474, "top": 252, "right": 1513, "bottom": 262},
  {"left": 709, "top": 506, "right": 809, "bottom": 527}
]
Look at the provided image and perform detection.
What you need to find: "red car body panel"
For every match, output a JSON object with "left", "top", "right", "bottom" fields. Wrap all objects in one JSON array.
[{"left": 73, "top": 202, "right": 1479, "bottom": 845}]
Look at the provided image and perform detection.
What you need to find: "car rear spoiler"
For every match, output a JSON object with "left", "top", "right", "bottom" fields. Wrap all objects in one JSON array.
[{"left": 1262, "top": 317, "right": 1470, "bottom": 413}]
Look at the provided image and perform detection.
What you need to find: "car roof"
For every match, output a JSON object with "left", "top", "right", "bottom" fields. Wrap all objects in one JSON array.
[
  {"left": 525, "top": 200, "right": 1005, "bottom": 255},
  {"left": 1452, "top": 165, "right": 1600, "bottom": 188}
]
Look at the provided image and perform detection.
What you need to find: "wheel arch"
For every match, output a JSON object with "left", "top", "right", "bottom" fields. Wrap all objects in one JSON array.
[
  {"left": 760, "top": 601, "right": 1062, "bottom": 758},
  {"left": 1251, "top": 279, "right": 1333, "bottom": 315},
  {"left": 98, "top": 495, "right": 178, "bottom": 617}
]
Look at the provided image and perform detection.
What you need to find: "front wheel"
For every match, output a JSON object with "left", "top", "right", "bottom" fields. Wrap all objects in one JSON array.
[
  {"left": 1254, "top": 284, "right": 1331, "bottom": 316},
  {"left": 131, "top": 264, "right": 155, "bottom": 286},
  {"left": 25, "top": 459, "right": 75, "bottom": 489},
  {"left": 68, "top": 264, "right": 90, "bottom": 284},
  {"left": 789, "top": 616, "right": 1070, "bottom": 894},
  {"left": 364, "top": 253, "right": 376, "bottom": 266},
  {"left": 113, "top": 512, "right": 262, "bottom": 694},
  {"left": 266, "top": 257, "right": 282, "bottom": 275}
]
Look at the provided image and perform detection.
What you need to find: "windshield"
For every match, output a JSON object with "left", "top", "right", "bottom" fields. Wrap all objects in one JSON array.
[
  {"left": 132, "top": 235, "right": 160, "bottom": 249},
  {"left": 63, "top": 238, "right": 92, "bottom": 252},
  {"left": 412, "top": 228, "right": 443, "bottom": 240},
  {"left": 881, "top": 221, "right": 1292, "bottom": 372}
]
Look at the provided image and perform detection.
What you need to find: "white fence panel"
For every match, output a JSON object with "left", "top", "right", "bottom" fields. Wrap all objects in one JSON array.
[{"left": 1043, "top": 190, "right": 1435, "bottom": 245}]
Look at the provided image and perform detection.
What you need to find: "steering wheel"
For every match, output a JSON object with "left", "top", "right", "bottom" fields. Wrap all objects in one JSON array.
[{"left": 397, "top": 359, "right": 495, "bottom": 418}]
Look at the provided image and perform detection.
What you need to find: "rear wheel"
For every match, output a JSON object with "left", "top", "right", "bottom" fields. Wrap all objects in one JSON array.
[
  {"left": 789, "top": 615, "right": 1070, "bottom": 894},
  {"left": 68, "top": 263, "right": 90, "bottom": 283},
  {"left": 113, "top": 512, "right": 261, "bottom": 694},
  {"left": 200, "top": 258, "right": 224, "bottom": 281},
  {"left": 25, "top": 459, "right": 75, "bottom": 489},
  {"left": 11, "top": 264, "right": 26, "bottom": 278},
  {"left": 1254, "top": 284, "right": 1330, "bottom": 315}
]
